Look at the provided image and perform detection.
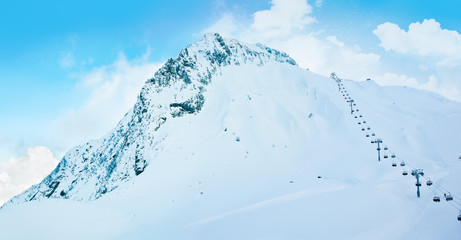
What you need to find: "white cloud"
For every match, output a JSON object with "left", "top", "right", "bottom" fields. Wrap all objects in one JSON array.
[
  {"left": 251, "top": 0, "right": 315, "bottom": 38},
  {"left": 204, "top": 4, "right": 461, "bottom": 102},
  {"left": 372, "top": 19, "right": 461, "bottom": 102},
  {"left": 202, "top": 13, "right": 240, "bottom": 38},
  {"left": 315, "top": 0, "right": 324, "bottom": 7},
  {"left": 203, "top": 0, "right": 381, "bottom": 81},
  {"left": 50, "top": 53, "right": 162, "bottom": 154},
  {"left": 373, "top": 73, "right": 461, "bottom": 101},
  {"left": 374, "top": 73, "right": 419, "bottom": 87},
  {"left": 0, "top": 146, "right": 59, "bottom": 205},
  {"left": 373, "top": 19, "right": 461, "bottom": 67}
]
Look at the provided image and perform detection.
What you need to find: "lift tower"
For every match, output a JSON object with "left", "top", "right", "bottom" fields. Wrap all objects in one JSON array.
[
  {"left": 375, "top": 138, "right": 383, "bottom": 161},
  {"left": 348, "top": 99, "right": 355, "bottom": 114},
  {"left": 411, "top": 169, "right": 424, "bottom": 198}
]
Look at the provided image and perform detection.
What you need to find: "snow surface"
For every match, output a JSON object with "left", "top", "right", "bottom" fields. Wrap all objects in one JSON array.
[{"left": 1, "top": 33, "right": 460, "bottom": 239}]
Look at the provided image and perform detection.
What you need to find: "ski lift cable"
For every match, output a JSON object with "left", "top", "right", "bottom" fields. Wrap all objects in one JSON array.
[
  {"left": 396, "top": 157, "right": 461, "bottom": 210},
  {"left": 397, "top": 155, "right": 461, "bottom": 208},
  {"left": 398, "top": 156, "right": 461, "bottom": 204},
  {"left": 371, "top": 139, "right": 461, "bottom": 209},
  {"left": 425, "top": 183, "right": 461, "bottom": 210},
  {"left": 426, "top": 180, "right": 461, "bottom": 207},
  {"left": 338, "top": 84, "right": 461, "bottom": 217}
]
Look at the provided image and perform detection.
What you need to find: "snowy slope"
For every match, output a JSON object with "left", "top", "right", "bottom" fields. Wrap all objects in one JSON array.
[
  {"left": 3, "top": 33, "right": 296, "bottom": 205},
  {"left": 1, "top": 33, "right": 460, "bottom": 239}
]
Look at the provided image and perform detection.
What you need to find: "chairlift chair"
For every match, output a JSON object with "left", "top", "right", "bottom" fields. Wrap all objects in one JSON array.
[
  {"left": 359, "top": 115, "right": 362, "bottom": 118},
  {"left": 400, "top": 161, "right": 405, "bottom": 166},
  {"left": 377, "top": 147, "right": 381, "bottom": 151},
  {"left": 416, "top": 182, "right": 422, "bottom": 187},
  {"left": 392, "top": 154, "right": 396, "bottom": 158},
  {"left": 372, "top": 133, "right": 375, "bottom": 136},
  {"left": 392, "top": 162, "right": 397, "bottom": 167},
  {"left": 367, "top": 127, "right": 370, "bottom": 130},
  {"left": 402, "top": 171, "right": 408, "bottom": 176},
  {"left": 446, "top": 193, "right": 454, "bottom": 201},
  {"left": 384, "top": 147, "right": 388, "bottom": 150},
  {"left": 358, "top": 122, "right": 361, "bottom": 125},
  {"left": 433, "top": 195, "right": 441, "bottom": 202},
  {"left": 458, "top": 211, "right": 461, "bottom": 221},
  {"left": 371, "top": 140, "right": 375, "bottom": 143},
  {"left": 366, "top": 134, "right": 370, "bottom": 137},
  {"left": 355, "top": 116, "right": 358, "bottom": 118},
  {"left": 426, "top": 180, "right": 433, "bottom": 186},
  {"left": 362, "top": 128, "right": 365, "bottom": 131},
  {"left": 363, "top": 121, "right": 366, "bottom": 124},
  {"left": 384, "top": 155, "right": 388, "bottom": 159}
]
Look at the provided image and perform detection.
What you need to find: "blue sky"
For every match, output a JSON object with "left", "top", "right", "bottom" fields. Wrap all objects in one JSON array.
[{"left": 1, "top": 0, "right": 461, "bottom": 202}]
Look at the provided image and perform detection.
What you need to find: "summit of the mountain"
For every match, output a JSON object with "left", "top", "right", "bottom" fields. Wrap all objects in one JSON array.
[{"left": 3, "top": 33, "right": 297, "bottom": 207}]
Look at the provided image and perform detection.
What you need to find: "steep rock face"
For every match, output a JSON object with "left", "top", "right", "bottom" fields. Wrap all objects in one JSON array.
[{"left": 4, "top": 33, "right": 296, "bottom": 206}]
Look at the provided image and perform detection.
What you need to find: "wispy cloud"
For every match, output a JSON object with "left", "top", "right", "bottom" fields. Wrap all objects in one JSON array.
[
  {"left": 50, "top": 52, "right": 162, "bottom": 153},
  {"left": 203, "top": 0, "right": 381, "bottom": 81},
  {"left": 59, "top": 52, "right": 76, "bottom": 68}
]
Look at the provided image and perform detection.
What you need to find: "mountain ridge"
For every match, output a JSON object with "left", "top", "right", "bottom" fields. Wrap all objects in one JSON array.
[{"left": 3, "top": 33, "right": 298, "bottom": 207}]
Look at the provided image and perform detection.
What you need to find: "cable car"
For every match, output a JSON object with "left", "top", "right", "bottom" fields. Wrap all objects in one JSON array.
[
  {"left": 433, "top": 195, "right": 441, "bottom": 202},
  {"left": 446, "top": 193, "right": 453, "bottom": 201},
  {"left": 392, "top": 162, "right": 397, "bottom": 167},
  {"left": 384, "top": 147, "right": 388, "bottom": 150},
  {"left": 384, "top": 155, "right": 388, "bottom": 159},
  {"left": 400, "top": 161, "right": 405, "bottom": 166},
  {"left": 426, "top": 179, "right": 433, "bottom": 186},
  {"left": 458, "top": 211, "right": 461, "bottom": 221},
  {"left": 402, "top": 171, "right": 408, "bottom": 176},
  {"left": 391, "top": 154, "right": 396, "bottom": 158}
]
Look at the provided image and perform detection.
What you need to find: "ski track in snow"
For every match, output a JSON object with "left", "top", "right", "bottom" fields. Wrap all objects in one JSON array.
[{"left": 187, "top": 184, "right": 348, "bottom": 227}]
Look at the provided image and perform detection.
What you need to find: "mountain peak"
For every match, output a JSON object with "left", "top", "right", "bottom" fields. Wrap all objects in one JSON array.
[{"left": 3, "top": 33, "right": 297, "bottom": 207}]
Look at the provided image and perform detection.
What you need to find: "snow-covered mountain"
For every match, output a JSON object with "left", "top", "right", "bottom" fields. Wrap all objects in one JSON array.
[
  {"left": 1, "top": 33, "right": 460, "bottom": 239},
  {"left": 4, "top": 33, "right": 296, "bottom": 205}
]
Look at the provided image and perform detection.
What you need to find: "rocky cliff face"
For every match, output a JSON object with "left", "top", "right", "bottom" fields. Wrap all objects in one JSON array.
[{"left": 3, "top": 33, "right": 297, "bottom": 206}]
